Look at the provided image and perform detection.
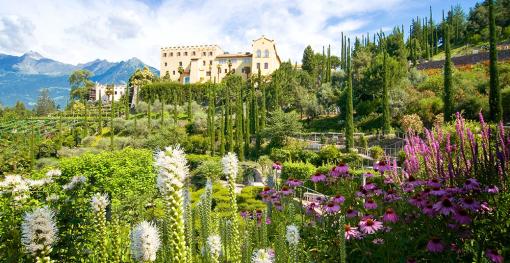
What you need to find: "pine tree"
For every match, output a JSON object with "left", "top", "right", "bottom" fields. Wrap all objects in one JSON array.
[
  {"left": 302, "top": 45, "right": 315, "bottom": 76},
  {"left": 345, "top": 39, "right": 354, "bottom": 151},
  {"left": 382, "top": 40, "right": 391, "bottom": 135},
  {"left": 488, "top": 0, "right": 502, "bottom": 121},
  {"left": 443, "top": 14, "right": 454, "bottom": 122}
]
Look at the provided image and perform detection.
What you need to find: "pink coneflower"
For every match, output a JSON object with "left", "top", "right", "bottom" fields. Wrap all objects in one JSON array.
[
  {"left": 265, "top": 218, "right": 271, "bottom": 225},
  {"left": 430, "top": 187, "right": 446, "bottom": 196},
  {"left": 463, "top": 178, "right": 480, "bottom": 191},
  {"left": 487, "top": 185, "right": 499, "bottom": 194},
  {"left": 306, "top": 202, "right": 318, "bottom": 215},
  {"left": 280, "top": 186, "right": 293, "bottom": 196},
  {"left": 460, "top": 197, "right": 480, "bottom": 211},
  {"left": 364, "top": 199, "right": 378, "bottom": 210},
  {"left": 344, "top": 224, "right": 361, "bottom": 240},
  {"left": 323, "top": 202, "right": 340, "bottom": 214},
  {"left": 359, "top": 218, "right": 383, "bottom": 234},
  {"left": 364, "top": 172, "right": 374, "bottom": 178},
  {"left": 310, "top": 173, "right": 326, "bottom": 183},
  {"left": 286, "top": 178, "right": 302, "bottom": 188},
  {"left": 332, "top": 194, "right": 345, "bottom": 204},
  {"left": 272, "top": 162, "right": 282, "bottom": 170},
  {"left": 480, "top": 201, "right": 493, "bottom": 213},
  {"left": 372, "top": 238, "right": 384, "bottom": 245},
  {"left": 445, "top": 186, "right": 461, "bottom": 195},
  {"left": 409, "top": 195, "right": 426, "bottom": 208},
  {"left": 453, "top": 208, "right": 471, "bottom": 225},
  {"left": 486, "top": 249, "right": 504, "bottom": 263},
  {"left": 423, "top": 203, "right": 437, "bottom": 217},
  {"left": 427, "top": 237, "right": 445, "bottom": 253},
  {"left": 433, "top": 197, "right": 456, "bottom": 216},
  {"left": 274, "top": 201, "right": 283, "bottom": 211},
  {"left": 383, "top": 208, "right": 399, "bottom": 223},
  {"left": 384, "top": 189, "right": 401, "bottom": 202},
  {"left": 364, "top": 183, "right": 377, "bottom": 191},
  {"left": 427, "top": 178, "right": 442, "bottom": 188},
  {"left": 356, "top": 188, "right": 370, "bottom": 198},
  {"left": 331, "top": 163, "right": 349, "bottom": 177},
  {"left": 374, "top": 160, "right": 391, "bottom": 173},
  {"left": 346, "top": 207, "right": 358, "bottom": 218},
  {"left": 240, "top": 210, "right": 249, "bottom": 218}
]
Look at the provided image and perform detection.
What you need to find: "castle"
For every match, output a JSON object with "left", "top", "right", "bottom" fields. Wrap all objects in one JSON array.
[{"left": 160, "top": 36, "right": 281, "bottom": 83}]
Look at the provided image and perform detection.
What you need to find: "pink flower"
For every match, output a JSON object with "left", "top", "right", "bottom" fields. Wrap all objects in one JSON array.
[
  {"left": 486, "top": 249, "right": 504, "bottom": 263},
  {"left": 430, "top": 187, "right": 446, "bottom": 196},
  {"left": 433, "top": 197, "right": 456, "bottom": 216},
  {"left": 280, "top": 186, "right": 293, "bottom": 196},
  {"left": 344, "top": 225, "right": 361, "bottom": 240},
  {"left": 323, "top": 202, "right": 340, "bottom": 214},
  {"left": 359, "top": 218, "right": 383, "bottom": 234},
  {"left": 364, "top": 172, "right": 374, "bottom": 178},
  {"left": 423, "top": 203, "right": 437, "bottom": 217},
  {"left": 384, "top": 189, "right": 401, "bottom": 202},
  {"left": 364, "top": 199, "right": 377, "bottom": 210},
  {"left": 240, "top": 210, "right": 249, "bottom": 218},
  {"left": 409, "top": 195, "right": 426, "bottom": 208},
  {"left": 364, "top": 183, "right": 377, "bottom": 191},
  {"left": 460, "top": 197, "right": 480, "bottom": 211},
  {"left": 332, "top": 194, "right": 345, "bottom": 204},
  {"left": 463, "top": 178, "right": 480, "bottom": 191},
  {"left": 453, "top": 208, "right": 471, "bottom": 225},
  {"left": 311, "top": 173, "right": 326, "bottom": 183},
  {"left": 374, "top": 160, "right": 391, "bottom": 173},
  {"left": 331, "top": 163, "right": 349, "bottom": 177},
  {"left": 346, "top": 207, "right": 358, "bottom": 218},
  {"left": 487, "top": 185, "right": 499, "bottom": 194},
  {"left": 372, "top": 238, "right": 384, "bottom": 245},
  {"left": 427, "top": 238, "right": 444, "bottom": 253},
  {"left": 272, "top": 162, "right": 282, "bottom": 170},
  {"left": 382, "top": 208, "right": 399, "bottom": 223},
  {"left": 286, "top": 178, "right": 302, "bottom": 188},
  {"left": 427, "top": 178, "right": 442, "bottom": 188}
]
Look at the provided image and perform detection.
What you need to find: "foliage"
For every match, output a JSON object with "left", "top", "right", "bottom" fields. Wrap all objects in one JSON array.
[{"left": 280, "top": 161, "right": 315, "bottom": 181}]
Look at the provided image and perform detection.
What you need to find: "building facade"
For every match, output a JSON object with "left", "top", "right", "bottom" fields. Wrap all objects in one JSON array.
[
  {"left": 160, "top": 36, "right": 281, "bottom": 83},
  {"left": 89, "top": 83, "right": 127, "bottom": 102}
]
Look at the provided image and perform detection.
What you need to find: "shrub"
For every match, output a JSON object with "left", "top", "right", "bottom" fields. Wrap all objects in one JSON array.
[
  {"left": 143, "top": 126, "right": 188, "bottom": 150},
  {"left": 400, "top": 114, "right": 424, "bottom": 133},
  {"left": 318, "top": 145, "right": 341, "bottom": 165},
  {"left": 502, "top": 87, "right": 510, "bottom": 122},
  {"left": 185, "top": 135, "right": 209, "bottom": 154},
  {"left": 270, "top": 148, "right": 292, "bottom": 162},
  {"left": 187, "top": 154, "right": 220, "bottom": 169},
  {"left": 192, "top": 159, "right": 222, "bottom": 187},
  {"left": 280, "top": 161, "right": 315, "bottom": 181},
  {"left": 369, "top": 146, "right": 385, "bottom": 160}
]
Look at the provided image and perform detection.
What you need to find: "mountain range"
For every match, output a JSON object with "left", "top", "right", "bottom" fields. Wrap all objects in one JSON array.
[{"left": 0, "top": 51, "right": 159, "bottom": 107}]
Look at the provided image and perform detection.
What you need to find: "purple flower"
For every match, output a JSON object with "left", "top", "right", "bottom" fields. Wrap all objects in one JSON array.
[
  {"left": 364, "top": 183, "right": 377, "bottom": 191},
  {"left": 364, "top": 172, "right": 374, "bottom": 178},
  {"left": 240, "top": 210, "right": 249, "bottom": 218},
  {"left": 427, "top": 178, "right": 442, "bottom": 188},
  {"left": 272, "top": 162, "right": 282, "bottom": 170},
  {"left": 384, "top": 189, "right": 401, "bottom": 202},
  {"left": 486, "top": 249, "right": 504, "bottom": 263},
  {"left": 331, "top": 163, "right": 349, "bottom": 177},
  {"left": 453, "top": 208, "right": 471, "bottom": 225},
  {"left": 463, "top": 178, "right": 480, "bottom": 191},
  {"left": 306, "top": 202, "right": 318, "bottom": 215},
  {"left": 433, "top": 197, "right": 456, "bottom": 216},
  {"left": 460, "top": 197, "right": 480, "bottom": 211},
  {"left": 359, "top": 218, "right": 383, "bottom": 234},
  {"left": 374, "top": 160, "right": 391, "bottom": 173},
  {"left": 487, "top": 185, "right": 499, "bottom": 194},
  {"left": 310, "top": 173, "right": 326, "bottom": 183},
  {"left": 430, "top": 187, "right": 446, "bottom": 196},
  {"left": 280, "top": 186, "right": 293, "bottom": 196},
  {"left": 344, "top": 225, "right": 361, "bottom": 240},
  {"left": 346, "top": 207, "right": 358, "bottom": 218},
  {"left": 332, "top": 194, "right": 345, "bottom": 204},
  {"left": 382, "top": 208, "right": 399, "bottom": 223},
  {"left": 364, "top": 199, "right": 378, "bottom": 210},
  {"left": 427, "top": 238, "right": 444, "bottom": 253},
  {"left": 286, "top": 178, "right": 302, "bottom": 188},
  {"left": 323, "top": 202, "right": 340, "bottom": 214},
  {"left": 372, "top": 238, "right": 384, "bottom": 245},
  {"left": 423, "top": 203, "right": 437, "bottom": 217}
]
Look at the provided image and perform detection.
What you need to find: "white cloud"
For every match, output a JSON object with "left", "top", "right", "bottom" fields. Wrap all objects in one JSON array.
[{"left": 0, "top": 0, "right": 407, "bottom": 68}]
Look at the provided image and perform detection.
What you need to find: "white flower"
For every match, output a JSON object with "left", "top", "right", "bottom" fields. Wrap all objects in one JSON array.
[
  {"left": 27, "top": 178, "right": 53, "bottom": 188},
  {"left": 62, "top": 176, "right": 87, "bottom": 191},
  {"left": 91, "top": 193, "right": 109, "bottom": 212},
  {"left": 286, "top": 224, "right": 300, "bottom": 245},
  {"left": 46, "top": 169, "right": 61, "bottom": 178},
  {"left": 155, "top": 145, "right": 189, "bottom": 194},
  {"left": 221, "top": 152, "right": 238, "bottom": 181},
  {"left": 251, "top": 248, "right": 275, "bottom": 263},
  {"left": 0, "top": 175, "right": 30, "bottom": 201},
  {"left": 21, "top": 206, "right": 58, "bottom": 256},
  {"left": 207, "top": 235, "right": 222, "bottom": 257},
  {"left": 131, "top": 221, "right": 161, "bottom": 262}
]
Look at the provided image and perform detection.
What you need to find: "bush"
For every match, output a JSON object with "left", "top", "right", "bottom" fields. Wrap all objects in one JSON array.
[
  {"left": 400, "top": 114, "right": 424, "bottom": 133},
  {"left": 318, "top": 145, "right": 341, "bottom": 165},
  {"left": 143, "top": 126, "right": 188, "bottom": 150},
  {"left": 192, "top": 159, "right": 222, "bottom": 187},
  {"left": 280, "top": 161, "right": 315, "bottom": 181},
  {"left": 270, "top": 148, "right": 292, "bottom": 162},
  {"left": 185, "top": 134, "right": 209, "bottom": 154},
  {"left": 369, "top": 146, "right": 385, "bottom": 160},
  {"left": 502, "top": 87, "right": 510, "bottom": 123},
  {"left": 187, "top": 154, "right": 220, "bottom": 169}
]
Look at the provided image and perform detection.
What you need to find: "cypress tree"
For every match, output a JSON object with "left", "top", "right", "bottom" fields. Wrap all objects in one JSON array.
[
  {"left": 251, "top": 79, "right": 258, "bottom": 134},
  {"left": 341, "top": 32, "right": 345, "bottom": 71},
  {"left": 244, "top": 97, "right": 250, "bottom": 158},
  {"left": 236, "top": 82, "right": 244, "bottom": 161},
  {"left": 109, "top": 86, "right": 115, "bottom": 151},
  {"left": 345, "top": 39, "right": 354, "bottom": 151},
  {"left": 443, "top": 13, "right": 454, "bottom": 122},
  {"left": 219, "top": 104, "right": 225, "bottom": 156},
  {"left": 488, "top": 0, "right": 502, "bottom": 121},
  {"left": 327, "top": 45, "right": 331, "bottom": 82},
  {"left": 125, "top": 85, "right": 130, "bottom": 120},
  {"left": 187, "top": 85, "right": 193, "bottom": 122},
  {"left": 98, "top": 90, "right": 103, "bottom": 134},
  {"left": 208, "top": 88, "right": 216, "bottom": 155},
  {"left": 382, "top": 41, "right": 391, "bottom": 135},
  {"left": 259, "top": 68, "right": 266, "bottom": 130},
  {"left": 226, "top": 83, "right": 234, "bottom": 152},
  {"left": 160, "top": 93, "right": 165, "bottom": 126}
]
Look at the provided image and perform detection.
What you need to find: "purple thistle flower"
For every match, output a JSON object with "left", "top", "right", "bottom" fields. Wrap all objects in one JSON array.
[{"left": 427, "top": 238, "right": 445, "bottom": 253}]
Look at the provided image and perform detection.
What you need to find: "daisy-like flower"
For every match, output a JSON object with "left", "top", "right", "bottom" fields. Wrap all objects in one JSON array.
[
  {"left": 344, "top": 224, "right": 361, "bottom": 240},
  {"left": 332, "top": 194, "right": 345, "bottom": 204},
  {"left": 323, "top": 202, "right": 340, "bottom": 214},
  {"left": 207, "top": 235, "right": 222, "bottom": 258},
  {"left": 131, "top": 221, "right": 161, "bottom": 262},
  {"left": 346, "top": 207, "right": 358, "bottom": 218},
  {"left": 62, "top": 176, "right": 87, "bottom": 191},
  {"left": 21, "top": 206, "right": 58, "bottom": 257},
  {"left": 463, "top": 178, "right": 480, "bottom": 191},
  {"left": 359, "top": 218, "right": 383, "bottom": 234},
  {"left": 364, "top": 172, "right": 374, "bottom": 178},
  {"left": 486, "top": 185, "right": 499, "bottom": 194},
  {"left": 280, "top": 186, "right": 293, "bottom": 196},
  {"left": 372, "top": 238, "right": 384, "bottom": 245},
  {"left": 91, "top": 193, "right": 109, "bottom": 212},
  {"left": 331, "top": 163, "right": 349, "bottom": 177},
  {"left": 240, "top": 210, "right": 249, "bottom": 219},
  {"left": 427, "top": 237, "right": 444, "bottom": 253},
  {"left": 427, "top": 178, "right": 442, "bottom": 188},
  {"left": 430, "top": 187, "right": 446, "bottom": 196},
  {"left": 453, "top": 208, "right": 471, "bottom": 225},
  {"left": 364, "top": 199, "right": 377, "bottom": 210},
  {"left": 286, "top": 178, "right": 302, "bottom": 188},
  {"left": 251, "top": 248, "right": 275, "bottom": 263},
  {"left": 382, "top": 208, "right": 399, "bottom": 223},
  {"left": 423, "top": 203, "right": 437, "bottom": 217},
  {"left": 485, "top": 249, "right": 504, "bottom": 263},
  {"left": 384, "top": 189, "right": 401, "bottom": 202},
  {"left": 272, "top": 162, "right": 282, "bottom": 171},
  {"left": 156, "top": 146, "right": 190, "bottom": 192},
  {"left": 433, "top": 197, "right": 456, "bottom": 216},
  {"left": 310, "top": 172, "right": 326, "bottom": 183},
  {"left": 222, "top": 152, "right": 238, "bottom": 181},
  {"left": 286, "top": 225, "right": 300, "bottom": 245},
  {"left": 374, "top": 160, "right": 391, "bottom": 173},
  {"left": 460, "top": 197, "right": 480, "bottom": 211},
  {"left": 364, "top": 183, "right": 377, "bottom": 191}
]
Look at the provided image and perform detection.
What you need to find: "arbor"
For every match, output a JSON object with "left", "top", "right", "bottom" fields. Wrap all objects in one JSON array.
[
  {"left": 34, "top": 88, "right": 56, "bottom": 116},
  {"left": 489, "top": 0, "right": 502, "bottom": 121}
]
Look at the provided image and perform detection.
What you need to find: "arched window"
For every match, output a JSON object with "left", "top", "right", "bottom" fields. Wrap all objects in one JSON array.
[
  {"left": 264, "top": 49, "right": 269, "bottom": 57},
  {"left": 256, "top": 49, "right": 261, "bottom": 58}
]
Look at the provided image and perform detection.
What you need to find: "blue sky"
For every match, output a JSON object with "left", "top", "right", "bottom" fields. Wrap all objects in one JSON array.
[{"left": 0, "top": 0, "right": 481, "bottom": 68}]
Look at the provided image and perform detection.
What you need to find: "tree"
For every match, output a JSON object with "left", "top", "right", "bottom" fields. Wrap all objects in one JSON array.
[
  {"left": 34, "top": 88, "right": 56, "bottom": 116},
  {"left": 489, "top": 0, "right": 502, "bottom": 121},
  {"left": 302, "top": 45, "right": 316, "bottom": 76},
  {"left": 382, "top": 48, "right": 391, "bottom": 134},
  {"left": 443, "top": 16, "right": 454, "bottom": 122},
  {"left": 345, "top": 40, "right": 354, "bottom": 151},
  {"left": 262, "top": 108, "right": 302, "bottom": 148},
  {"left": 69, "top": 70, "right": 94, "bottom": 101}
]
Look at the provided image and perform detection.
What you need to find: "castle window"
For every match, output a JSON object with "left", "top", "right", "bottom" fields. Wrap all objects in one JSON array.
[
  {"left": 177, "top": 52, "right": 181, "bottom": 56},
  {"left": 192, "top": 51, "right": 196, "bottom": 56},
  {"left": 264, "top": 49, "right": 269, "bottom": 57},
  {"left": 203, "top": 61, "right": 206, "bottom": 66},
  {"left": 210, "top": 60, "right": 213, "bottom": 65},
  {"left": 264, "top": 62, "right": 268, "bottom": 69},
  {"left": 209, "top": 51, "right": 213, "bottom": 56},
  {"left": 232, "top": 69, "right": 235, "bottom": 73},
  {"left": 173, "top": 70, "right": 176, "bottom": 75},
  {"left": 257, "top": 63, "right": 260, "bottom": 69},
  {"left": 179, "top": 61, "right": 183, "bottom": 66},
  {"left": 202, "top": 52, "right": 206, "bottom": 56},
  {"left": 224, "top": 69, "right": 227, "bottom": 73},
  {"left": 206, "top": 71, "right": 211, "bottom": 76},
  {"left": 256, "top": 50, "right": 261, "bottom": 58},
  {"left": 232, "top": 59, "right": 237, "bottom": 63},
  {"left": 170, "top": 52, "right": 173, "bottom": 57},
  {"left": 163, "top": 52, "right": 167, "bottom": 57},
  {"left": 184, "top": 51, "right": 188, "bottom": 56},
  {"left": 164, "top": 62, "right": 167, "bottom": 66}
]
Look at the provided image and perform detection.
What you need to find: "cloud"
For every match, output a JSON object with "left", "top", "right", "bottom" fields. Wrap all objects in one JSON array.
[{"left": 0, "top": 0, "right": 411, "bottom": 68}]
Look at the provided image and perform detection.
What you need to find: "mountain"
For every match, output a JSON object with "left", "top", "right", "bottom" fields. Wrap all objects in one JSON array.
[{"left": 0, "top": 52, "right": 159, "bottom": 107}]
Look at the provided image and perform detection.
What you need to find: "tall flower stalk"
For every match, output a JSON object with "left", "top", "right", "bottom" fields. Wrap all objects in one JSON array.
[
  {"left": 21, "top": 206, "right": 58, "bottom": 263},
  {"left": 155, "top": 146, "right": 189, "bottom": 262},
  {"left": 131, "top": 221, "right": 161, "bottom": 262},
  {"left": 91, "top": 193, "right": 109, "bottom": 262},
  {"left": 207, "top": 235, "right": 222, "bottom": 263},
  {"left": 286, "top": 224, "right": 300, "bottom": 263},
  {"left": 222, "top": 152, "right": 242, "bottom": 262},
  {"left": 183, "top": 188, "right": 194, "bottom": 263},
  {"left": 199, "top": 180, "right": 213, "bottom": 258}
]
